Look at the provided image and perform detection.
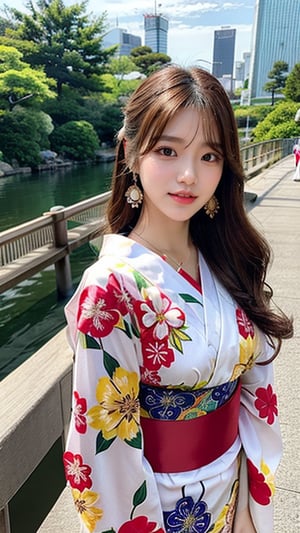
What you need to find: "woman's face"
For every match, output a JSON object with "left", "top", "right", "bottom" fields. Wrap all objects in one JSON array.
[{"left": 137, "top": 107, "right": 224, "bottom": 227}]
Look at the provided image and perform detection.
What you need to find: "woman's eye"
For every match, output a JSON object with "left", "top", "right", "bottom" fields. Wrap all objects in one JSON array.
[
  {"left": 158, "top": 147, "right": 176, "bottom": 157},
  {"left": 202, "top": 153, "right": 218, "bottom": 162}
]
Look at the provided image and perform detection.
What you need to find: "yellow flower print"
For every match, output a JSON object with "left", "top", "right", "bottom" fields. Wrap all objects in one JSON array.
[
  {"left": 72, "top": 489, "right": 103, "bottom": 532},
  {"left": 210, "top": 480, "right": 239, "bottom": 532},
  {"left": 87, "top": 367, "right": 140, "bottom": 441},
  {"left": 261, "top": 460, "right": 275, "bottom": 497},
  {"left": 230, "top": 335, "right": 258, "bottom": 381}
]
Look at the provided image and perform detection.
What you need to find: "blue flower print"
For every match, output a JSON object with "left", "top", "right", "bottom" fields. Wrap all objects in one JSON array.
[
  {"left": 140, "top": 385, "right": 195, "bottom": 419},
  {"left": 163, "top": 495, "right": 211, "bottom": 533},
  {"left": 211, "top": 379, "right": 237, "bottom": 407}
]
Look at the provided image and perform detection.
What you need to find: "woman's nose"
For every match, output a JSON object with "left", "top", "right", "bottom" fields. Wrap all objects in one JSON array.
[{"left": 177, "top": 165, "right": 197, "bottom": 185}]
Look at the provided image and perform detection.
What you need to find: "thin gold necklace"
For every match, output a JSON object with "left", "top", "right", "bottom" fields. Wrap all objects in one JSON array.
[{"left": 130, "top": 230, "right": 190, "bottom": 272}]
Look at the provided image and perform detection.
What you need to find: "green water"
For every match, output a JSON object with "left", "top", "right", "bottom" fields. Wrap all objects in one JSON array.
[{"left": 0, "top": 162, "right": 113, "bottom": 380}]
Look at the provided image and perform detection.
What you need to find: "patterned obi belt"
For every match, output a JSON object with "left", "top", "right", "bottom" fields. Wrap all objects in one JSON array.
[{"left": 139, "top": 379, "right": 241, "bottom": 473}]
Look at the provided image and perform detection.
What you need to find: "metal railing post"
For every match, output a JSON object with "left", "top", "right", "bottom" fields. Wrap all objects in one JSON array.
[{"left": 49, "top": 206, "right": 73, "bottom": 299}]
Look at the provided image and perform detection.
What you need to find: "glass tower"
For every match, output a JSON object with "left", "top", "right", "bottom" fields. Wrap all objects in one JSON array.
[
  {"left": 249, "top": 0, "right": 300, "bottom": 98},
  {"left": 212, "top": 28, "right": 236, "bottom": 79},
  {"left": 144, "top": 15, "right": 169, "bottom": 54}
]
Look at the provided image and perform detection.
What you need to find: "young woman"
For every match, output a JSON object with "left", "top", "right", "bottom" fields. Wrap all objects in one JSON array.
[{"left": 63, "top": 66, "right": 293, "bottom": 533}]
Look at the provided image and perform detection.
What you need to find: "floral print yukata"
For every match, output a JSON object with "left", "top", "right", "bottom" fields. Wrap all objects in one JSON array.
[{"left": 63, "top": 234, "right": 282, "bottom": 533}]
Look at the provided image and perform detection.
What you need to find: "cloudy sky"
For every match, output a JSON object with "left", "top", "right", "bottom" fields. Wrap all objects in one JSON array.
[{"left": 4, "top": 0, "right": 256, "bottom": 67}]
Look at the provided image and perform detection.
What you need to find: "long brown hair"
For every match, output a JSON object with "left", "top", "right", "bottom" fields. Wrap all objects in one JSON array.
[{"left": 106, "top": 65, "right": 293, "bottom": 355}]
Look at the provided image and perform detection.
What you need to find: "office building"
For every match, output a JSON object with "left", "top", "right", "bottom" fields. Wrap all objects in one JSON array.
[
  {"left": 212, "top": 27, "right": 236, "bottom": 79},
  {"left": 102, "top": 28, "right": 141, "bottom": 57},
  {"left": 249, "top": 0, "right": 300, "bottom": 98},
  {"left": 235, "top": 52, "right": 251, "bottom": 85},
  {"left": 144, "top": 14, "right": 168, "bottom": 54},
  {"left": 243, "top": 52, "right": 251, "bottom": 81}
]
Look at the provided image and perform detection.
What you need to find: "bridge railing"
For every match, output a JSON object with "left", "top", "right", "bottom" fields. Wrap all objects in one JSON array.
[
  {"left": 0, "top": 191, "right": 111, "bottom": 296},
  {"left": 0, "top": 138, "right": 297, "bottom": 298}
]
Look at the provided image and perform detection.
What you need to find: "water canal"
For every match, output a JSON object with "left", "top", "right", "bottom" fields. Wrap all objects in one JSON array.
[{"left": 0, "top": 162, "right": 114, "bottom": 380}]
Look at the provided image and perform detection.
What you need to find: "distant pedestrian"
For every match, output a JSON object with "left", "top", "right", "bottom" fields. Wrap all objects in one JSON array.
[{"left": 293, "top": 140, "right": 300, "bottom": 181}]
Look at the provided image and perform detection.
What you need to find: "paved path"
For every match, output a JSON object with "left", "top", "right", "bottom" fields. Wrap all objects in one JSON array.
[
  {"left": 246, "top": 156, "right": 300, "bottom": 532},
  {"left": 38, "top": 156, "right": 300, "bottom": 532}
]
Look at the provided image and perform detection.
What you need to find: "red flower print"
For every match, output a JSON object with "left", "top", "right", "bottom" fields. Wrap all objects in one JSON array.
[
  {"left": 77, "top": 284, "right": 120, "bottom": 338},
  {"left": 63, "top": 451, "right": 92, "bottom": 492},
  {"left": 141, "top": 335, "right": 175, "bottom": 370},
  {"left": 118, "top": 516, "right": 165, "bottom": 533},
  {"left": 254, "top": 384, "right": 278, "bottom": 425},
  {"left": 236, "top": 308, "right": 254, "bottom": 339},
  {"left": 247, "top": 459, "right": 272, "bottom": 505},
  {"left": 107, "top": 273, "right": 133, "bottom": 315},
  {"left": 73, "top": 391, "right": 87, "bottom": 434},
  {"left": 135, "top": 286, "right": 185, "bottom": 341},
  {"left": 140, "top": 366, "right": 161, "bottom": 385}
]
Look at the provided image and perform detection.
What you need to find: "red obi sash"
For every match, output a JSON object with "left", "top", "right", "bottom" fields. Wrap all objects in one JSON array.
[{"left": 140, "top": 381, "right": 241, "bottom": 473}]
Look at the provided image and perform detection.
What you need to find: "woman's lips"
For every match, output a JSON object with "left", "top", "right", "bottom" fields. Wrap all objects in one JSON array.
[{"left": 169, "top": 192, "right": 197, "bottom": 204}]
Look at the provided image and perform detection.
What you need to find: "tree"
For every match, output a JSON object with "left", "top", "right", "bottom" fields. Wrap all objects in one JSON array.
[
  {"left": 284, "top": 63, "right": 300, "bottom": 102},
  {"left": 263, "top": 60, "right": 289, "bottom": 106},
  {"left": 0, "top": 44, "right": 54, "bottom": 110},
  {"left": 130, "top": 46, "right": 171, "bottom": 76},
  {"left": 4, "top": 0, "right": 114, "bottom": 96},
  {"left": 109, "top": 56, "right": 137, "bottom": 82}
]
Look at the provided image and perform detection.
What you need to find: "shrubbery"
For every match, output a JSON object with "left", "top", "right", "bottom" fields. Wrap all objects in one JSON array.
[
  {"left": 50, "top": 120, "right": 100, "bottom": 161},
  {"left": 252, "top": 101, "right": 300, "bottom": 141},
  {"left": 0, "top": 107, "right": 53, "bottom": 166}
]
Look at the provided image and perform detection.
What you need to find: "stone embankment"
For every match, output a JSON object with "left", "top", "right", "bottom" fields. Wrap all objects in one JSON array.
[
  {"left": 0, "top": 149, "right": 116, "bottom": 177},
  {"left": 0, "top": 161, "right": 31, "bottom": 177}
]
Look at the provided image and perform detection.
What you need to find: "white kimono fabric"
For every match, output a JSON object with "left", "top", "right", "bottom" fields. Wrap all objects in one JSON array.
[{"left": 64, "top": 234, "right": 282, "bottom": 533}]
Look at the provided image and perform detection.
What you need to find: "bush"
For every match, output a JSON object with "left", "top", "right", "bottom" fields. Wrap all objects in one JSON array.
[
  {"left": 252, "top": 101, "right": 300, "bottom": 141},
  {"left": 50, "top": 120, "right": 100, "bottom": 160},
  {"left": 0, "top": 107, "right": 53, "bottom": 167},
  {"left": 234, "top": 105, "right": 272, "bottom": 128}
]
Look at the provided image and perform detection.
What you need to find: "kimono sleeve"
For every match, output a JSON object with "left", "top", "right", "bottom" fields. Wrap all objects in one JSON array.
[
  {"left": 238, "top": 329, "right": 282, "bottom": 533},
  {"left": 63, "top": 268, "right": 165, "bottom": 533}
]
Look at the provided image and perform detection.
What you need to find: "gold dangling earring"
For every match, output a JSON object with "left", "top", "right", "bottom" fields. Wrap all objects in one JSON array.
[
  {"left": 125, "top": 173, "right": 143, "bottom": 208},
  {"left": 204, "top": 195, "right": 220, "bottom": 218}
]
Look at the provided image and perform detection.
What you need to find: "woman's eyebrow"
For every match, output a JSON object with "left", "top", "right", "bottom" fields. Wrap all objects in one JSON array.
[{"left": 158, "top": 135, "right": 185, "bottom": 143}]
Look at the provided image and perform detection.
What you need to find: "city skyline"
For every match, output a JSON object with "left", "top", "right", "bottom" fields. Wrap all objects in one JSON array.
[{"left": 5, "top": 0, "right": 256, "bottom": 67}]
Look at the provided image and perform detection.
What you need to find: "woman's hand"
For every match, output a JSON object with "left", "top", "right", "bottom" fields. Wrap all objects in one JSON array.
[{"left": 233, "top": 507, "right": 257, "bottom": 533}]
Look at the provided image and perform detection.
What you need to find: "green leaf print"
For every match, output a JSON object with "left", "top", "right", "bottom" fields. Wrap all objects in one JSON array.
[
  {"left": 179, "top": 293, "right": 203, "bottom": 305},
  {"left": 85, "top": 334, "right": 102, "bottom": 350},
  {"left": 96, "top": 431, "right": 116, "bottom": 454},
  {"left": 132, "top": 480, "right": 147, "bottom": 508},
  {"left": 103, "top": 351, "right": 120, "bottom": 378},
  {"left": 133, "top": 270, "right": 149, "bottom": 291},
  {"left": 123, "top": 319, "right": 133, "bottom": 338},
  {"left": 125, "top": 429, "right": 142, "bottom": 449}
]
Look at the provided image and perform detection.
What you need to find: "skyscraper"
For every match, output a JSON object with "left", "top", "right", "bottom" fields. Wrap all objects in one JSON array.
[
  {"left": 103, "top": 28, "right": 141, "bottom": 57},
  {"left": 249, "top": 0, "right": 300, "bottom": 99},
  {"left": 144, "top": 14, "right": 168, "bottom": 54},
  {"left": 212, "top": 27, "right": 236, "bottom": 79}
]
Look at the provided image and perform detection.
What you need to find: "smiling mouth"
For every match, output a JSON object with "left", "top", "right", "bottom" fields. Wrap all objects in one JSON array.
[
  {"left": 170, "top": 192, "right": 196, "bottom": 198},
  {"left": 169, "top": 192, "right": 197, "bottom": 204}
]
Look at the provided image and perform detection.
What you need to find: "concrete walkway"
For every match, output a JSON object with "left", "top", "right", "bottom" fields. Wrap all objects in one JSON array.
[
  {"left": 38, "top": 156, "right": 300, "bottom": 532},
  {"left": 245, "top": 155, "right": 300, "bottom": 532}
]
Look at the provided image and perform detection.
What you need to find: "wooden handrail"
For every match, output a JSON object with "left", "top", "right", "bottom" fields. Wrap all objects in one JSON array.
[{"left": 0, "top": 138, "right": 297, "bottom": 297}]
